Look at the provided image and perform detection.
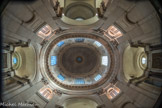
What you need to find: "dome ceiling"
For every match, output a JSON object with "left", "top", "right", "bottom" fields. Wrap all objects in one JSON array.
[
  {"left": 1, "top": 0, "right": 162, "bottom": 108},
  {"left": 52, "top": 0, "right": 107, "bottom": 25},
  {"left": 40, "top": 33, "right": 119, "bottom": 90}
]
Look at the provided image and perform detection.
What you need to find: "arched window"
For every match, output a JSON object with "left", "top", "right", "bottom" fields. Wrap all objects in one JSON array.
[
  {"left": 39, "top": 87, "right": 53, "bottom": 100},
  {"left": 102, "top": 56, "right": 108, "bottom": 66},
  {"left": 94, "top": 74, "right": 102, "bottom": 81},
  {"left": 75, "top": 78, "right": 85, "bottom": 84},
  {"left": 51, "top": 56, "right": 57, "bottom": 66},
  {"left": 37, "top": 25, "right": 52, "bottom": 38},
  {"left": 107, "top": 25, "right": 123, "bottom": 38},
  {"left": 94, "top": 41, "right": 102, "bottom": 47},
  {"left": 107, "top": 86, "right": 120, "bottom": 100}
]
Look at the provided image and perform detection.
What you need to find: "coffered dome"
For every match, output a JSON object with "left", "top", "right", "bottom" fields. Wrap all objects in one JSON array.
[
  {"left": 40, "top": 33, "right": 119, "bottom": 90},
  {"left": 1, "top": 0, "right": 162, "bottom": 108}
]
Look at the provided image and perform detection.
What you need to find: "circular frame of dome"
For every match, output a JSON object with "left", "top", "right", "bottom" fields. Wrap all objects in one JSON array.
[
  {"left": 40, "top": 33, "right": 117, "bottom": 90},
  {"left": 64, "top": 2, "right": 96, "bottom": 20},
  {"left": 47, "top": 37, "right": 110, "bottom": 86},
  {"left": 61, "top": 2, "right": 99, "bottom": 25}
]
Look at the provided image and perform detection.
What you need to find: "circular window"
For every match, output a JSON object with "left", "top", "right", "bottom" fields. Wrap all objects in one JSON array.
[
  {"left": 139, "top": 53, "right": 147, "bottom": 70},
  {"left": 142, "top": 57, "right": 147, "bottom": 64},
  {"left": 12, "top": 52, "right": 21, "bottom": 70}
]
